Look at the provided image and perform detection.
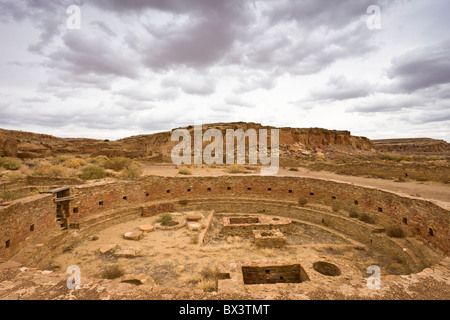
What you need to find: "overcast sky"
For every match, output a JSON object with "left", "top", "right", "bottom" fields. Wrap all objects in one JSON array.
[{"left": 0, "top": 0, "right": 449, "bottom": 141}]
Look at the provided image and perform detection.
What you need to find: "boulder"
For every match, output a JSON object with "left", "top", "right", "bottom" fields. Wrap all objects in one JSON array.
[
  {"left": 123, "top": 230, "right": 144, "bottom": 241},
  {"left": 99, "top": 244, "right": 118, "bottom": 255}
]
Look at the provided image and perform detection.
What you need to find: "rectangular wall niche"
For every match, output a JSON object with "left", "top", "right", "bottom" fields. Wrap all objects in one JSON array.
[{"left": 241, "top": 264, "right": 309, "bottom": 285}]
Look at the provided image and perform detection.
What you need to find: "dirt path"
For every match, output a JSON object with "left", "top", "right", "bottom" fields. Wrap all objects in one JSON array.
[{"left": 141, "top": 163, "right": 450, "bottom": 210}]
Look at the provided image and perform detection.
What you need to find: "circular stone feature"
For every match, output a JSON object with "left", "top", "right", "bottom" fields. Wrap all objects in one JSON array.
[
  {"left": 186, "top": 214, "right": 203, "bottom": 222},
  {"left": 138, "top": 224, "right": 154, "bottom": 233},
  {"left": 187, "top": 222, "right": 202, "bottom": 231},
  {"left": 123, "top": 230, "right": 144, "bottom": 241},
  {"left": 313, "top": 261, "right": 342, "bottom": 277}
]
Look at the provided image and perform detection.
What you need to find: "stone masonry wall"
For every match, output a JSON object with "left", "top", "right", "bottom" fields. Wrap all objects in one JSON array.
[
  {"left": 1, "top": 175, "right": 449, "bottom": 262},
  {"left": 0, "top": 194, "right": 59, "bottom": 260}
]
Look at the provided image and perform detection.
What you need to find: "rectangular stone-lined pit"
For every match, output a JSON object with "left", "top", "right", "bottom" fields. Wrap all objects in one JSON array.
[
  {"left": 242, "top": 264, "right": 309, "bottom": 285},
  {"left": 222, "top": 215, "right": 292, "bottom": 235}
]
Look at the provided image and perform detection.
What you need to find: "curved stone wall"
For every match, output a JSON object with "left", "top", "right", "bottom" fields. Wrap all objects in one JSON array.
[{"left": 1, "top": 175, "right": 449, "bottom": 263}]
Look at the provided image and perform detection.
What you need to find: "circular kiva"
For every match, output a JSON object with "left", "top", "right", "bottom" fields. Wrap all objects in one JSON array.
[{"left": 0, "top": 175, "right": 448, "bottom": 298}]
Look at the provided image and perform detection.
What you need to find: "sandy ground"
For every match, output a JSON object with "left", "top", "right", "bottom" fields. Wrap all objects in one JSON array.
[
  {"left": 51, "top": 211, "right": 409, "bottom": 289},
  {"left": 141, "top": 163, "right": 450, "bottom": 210}
]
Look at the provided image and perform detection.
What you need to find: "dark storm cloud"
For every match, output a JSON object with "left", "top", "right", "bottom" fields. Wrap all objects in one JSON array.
[
  {"left": 267, "top": 0, "right": 378, "bottom": 28},
  {"left": 0, "top": 0, "right": 83, "bottom": 53},
  {"left": 387, "top": 39, "right": 450, "bottom": 93},
  {"left": 46, "top": 32, "right": 139, "bottom": 78},
  {"left": 89, "top": 0, "right": 380, "bottom": 75},
  {"left": 0, "top": 1, "right": 28, "bottom": 22},
  {"left": 1, "top": 0, "right": 383, "bottom": 95},
  {"left": 91, "top": 0, "right": 252, "bottom": 70}
]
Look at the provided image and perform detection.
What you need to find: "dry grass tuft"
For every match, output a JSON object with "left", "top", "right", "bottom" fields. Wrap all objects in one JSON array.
[
  {"left": 101, "top": 265, "right": 125, "bottom": 279},
  {"left": 227, "top": 164, "right": 247, "bottom": 174},
  {"left": 260, "top": 247, "right": 275, "bottom": 257},
  {"left": 331, "top": 203, "right": 340, "bottom": 212},
  {"left": 359, "top": 213, "right": 376, "bottom": 224},
  {"left": 196, "top": 279, "right": 217, "bottom": 292},
  {"left": 80, "top": 165, "right": 106, "bottom": 180},
  {"left": 178, "top": 168, "right": 192, "bottom": 175},
  {"left": 0, "top": 157, "right": 22, "bottom": 170},
  {"left": 298, "top": 198, "right": 308, "bottom": 206},
  {"left": 32, "top": 161, "right": 78, "bottom": 178},
  {"left": 348, "top": 209, "right": 358, "bottom": 218},
  {"left": 386, "top": 226, "right": 405, "bottom": 238},
  {"left": 119, "top": 162, "right": 143, "bottom": 180}
]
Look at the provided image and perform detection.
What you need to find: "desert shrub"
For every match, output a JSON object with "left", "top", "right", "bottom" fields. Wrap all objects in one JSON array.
[
  {"left": 200, "top": 265, "right": 221, "bottom": 280},
  {"left": 101, "top": 265, "right": 125, "bottom": 279},
  {"left": 349, "top": 209, "right": 358, "bottom": 218},
  {"left": 32, "top": 161, "right": 73, "bottom": 178},
  {"left": 63, "top": 158, "right": 87, "bottom": 168},
  {"left": 4, "top": 171, "right": 26, "bottom": 182},
  {"left": 331, "top": 203, "right": 340, "bottom": 212},
  {"left": 0, "top": 189, "right": 41, "bottom": 201},
  {"left": 261, "top": 247, "right": 275, "bottom": 257},
  {"left": 227, "top": 164, "right": 247, "bottom": 174},
  {"left": 182, "top": 274, "right": 202, "bottom": 285},
  {"left": 160, "top": 213, "right": 173, "bottom": 226},
  {"left": 196, "top": 264, "right": 228, "bottom": 292},
  {"left": 178, "top": 168, "right": 192, "bottom": 175},
  {"left": 105, "top": 156, "right": 133, "bottom": 171},
  {"left": 298, "top": 198, "right": 308, "bottom": 206},
  {"left": 178, "top": 199, "right": 189, "bottom": 206},
  {"left": 386, "top": 226, "right": 404, "bottom": 238},
  {"left": 0, "top": 157, "right": 22, "bottom": 170},
  {"left": 119, "top": 162, "right": 143, "bottom": 180},
  {"left": 54, "top": 155, "right": 71, "bottom": 163},
  {"left": 359, "top": 213, "right": 376, "bottom": 224},
  {"left": 80, "top": 165, "right": 106, "bottom": 180},
  {"left": 88, "top": 155, "right": 109, "bottom": 167},
  {"left": 289, "top": 167, "right": 299, "bottom": 171},
  {"left": 196, "top": 279, "right": 217, "bottom": 292}
]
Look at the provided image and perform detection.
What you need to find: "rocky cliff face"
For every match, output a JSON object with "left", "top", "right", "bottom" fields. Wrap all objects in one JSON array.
[
  {"left": 373, "top": 138, "right": 450, "bottom": 153},
  {"left": 1, "top": 123, "right": 373, "bottom": 159}
]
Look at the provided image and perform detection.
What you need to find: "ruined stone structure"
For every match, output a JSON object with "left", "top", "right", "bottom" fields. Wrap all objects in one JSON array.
[
  {"left": 222, "top": 215, "right": 291, "bottom": 235},
  {"left": 253, "top": 229, "right": 286, "bottom": 248},
  {"left": 0, "top": 175, "right": 449, "bottom": 298}
]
